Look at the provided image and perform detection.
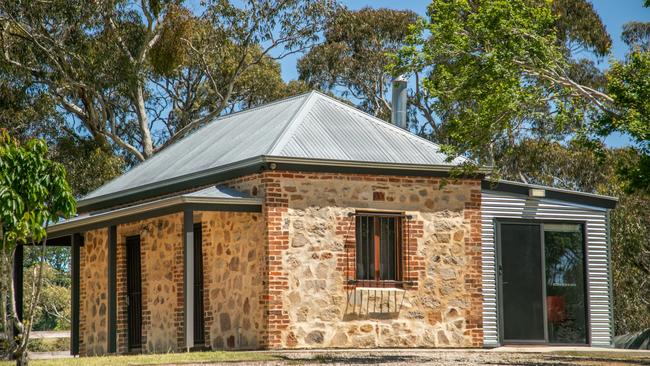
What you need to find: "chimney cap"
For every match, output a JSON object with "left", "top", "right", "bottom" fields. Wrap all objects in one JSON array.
[{"left": 393, "top": 75, "right": 408, "bottom": 83}]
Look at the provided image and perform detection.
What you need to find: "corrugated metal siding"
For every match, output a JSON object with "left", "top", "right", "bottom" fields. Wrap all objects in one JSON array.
[
  {"left": 481, "top": 190, "right": 613, "bottom": 347},
  {"left": 184, "top": 185, "right": 253, "bottom": 199}
]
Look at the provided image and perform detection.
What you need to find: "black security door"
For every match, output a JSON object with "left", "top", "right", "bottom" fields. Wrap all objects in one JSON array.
[
  {"left": 500, "top": 223, "right": 546, "bottom": 342},
  {"left": 126, "top": 235, "right": 142, "bottom": 351},
  {"left": 193, "top": 223, "right": 205, "bottom": 345}
]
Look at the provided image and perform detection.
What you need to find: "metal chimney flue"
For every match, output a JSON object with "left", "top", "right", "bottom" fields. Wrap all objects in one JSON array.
[{"left": 391, "top": 75, "right": 407, "bottom": 129}]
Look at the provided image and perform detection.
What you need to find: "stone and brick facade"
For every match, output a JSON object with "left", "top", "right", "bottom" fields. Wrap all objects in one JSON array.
[
  {"left": 79, "top": 228, "right": 109, "bottom": 355},
  {"left": 197, "top": 211, "right": 266, "bottom": 349},
  {"left": 77, "top": 169, "right": 483, "bottom": 355}
]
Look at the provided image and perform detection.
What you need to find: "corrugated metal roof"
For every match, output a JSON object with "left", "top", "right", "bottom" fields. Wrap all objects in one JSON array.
[
  {"left": 82, "top": 91, "right": 467, "bottom": 205},
  {"left": 274, "top": 95, "right": 467, "bottom": 165},
  {"left": 49, "top": 185, "right": 260, "bottom": 235},
  {"left": 184, "top": 185, "right": 253, "bottom": 199}
]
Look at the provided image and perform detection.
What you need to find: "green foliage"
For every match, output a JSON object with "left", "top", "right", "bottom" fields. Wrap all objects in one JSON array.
[
  {"left": 23, "top": 260, "right": 71, "bottom": 331},
  {"left": 0, "top": 0, "right": 333, "bottom": 162},
  {"left": 298, "top": 7, "right": 417, "bottom": 119},
  {"left": 389, "top": 0, "right": 650, "bottom": 194},
  {"left": 148, "top": 5, "right": 196, "bottom": 77},
  {"left": 390, "top": 0, "right": 592, "bottom": 164},
  {"left": 0, "top": 131, "right": 76, "bottom": 244},
  {"left": 498, "top": 139, "right": 613, "bottom": 192},
  {"left": 49, "top": 138, "right": 124, "bottom": 197},
  {"left": 622, "top": 22, "right": 650, "bottom": 51},
  {"left": 0, "top": 131, "right": 76, "bottom": 363},
  {"left": 612, "top": 192, "right": 650, "bottom": 334},
  {"left": 604, "top": 50, "right": 650, "bottom": 192},
  {"left": 606, "top": 51, "right": 650, "bottom": 140},
  {"left": 552, "top": 0, "right": 612, "bottom": 56}
]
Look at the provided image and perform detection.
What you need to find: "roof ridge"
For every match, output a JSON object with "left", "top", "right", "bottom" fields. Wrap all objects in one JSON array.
[
  {"left": 307, "top": 91, "right": 469, "bottom": 162},
  {"left": 207, "top": 91, "right": 313, "bottom": 125},
  {"left": 267, "top": 91, "right": 319, "bottom": 155}
]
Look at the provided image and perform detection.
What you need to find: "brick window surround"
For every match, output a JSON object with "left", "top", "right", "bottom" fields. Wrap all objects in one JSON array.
[
  {"left": 339, "top": 211, "right": 422, "bottom": 291},
  {"left": 347, "top": 211, "right": 415, "bottom": 288}
]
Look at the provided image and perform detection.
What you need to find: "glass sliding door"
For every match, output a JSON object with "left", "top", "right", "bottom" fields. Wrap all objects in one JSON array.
[
  {"left": 544, "top": 223, "right": 587, "bottom": 344},
  {"left": 499, "top": 221, "right": 588, "bottom": 345}
]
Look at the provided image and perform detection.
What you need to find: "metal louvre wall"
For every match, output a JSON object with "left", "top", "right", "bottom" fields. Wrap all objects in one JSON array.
[{"left": 481, "top": 190, "right": 613, "bottom": 347}]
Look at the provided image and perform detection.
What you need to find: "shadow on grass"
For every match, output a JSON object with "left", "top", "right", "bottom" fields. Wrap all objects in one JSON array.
[{"left": 279, "top": 354, "right": 419, "bottom": 364}]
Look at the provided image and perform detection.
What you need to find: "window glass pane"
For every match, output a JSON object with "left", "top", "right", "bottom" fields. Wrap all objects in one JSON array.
[
  {"left": 380, "top": 218, "right": 396, "bottom": 281},
  {"left": 544, "top": 224, "right": 587, "bottom": 344},
  {"left": 355, "top": 216, "right": 365, "bottom": 279},
  {"left": 368, "top": 217, "right": 374, "bottom": 279},
  {"left": 355, "top": 215, "right": 402, "bottom": 283},
  {"left": 356, "top": 216, "right": 375, "bottom": 280}
]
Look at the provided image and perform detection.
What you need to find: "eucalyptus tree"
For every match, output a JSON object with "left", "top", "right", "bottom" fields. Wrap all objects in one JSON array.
[
  {"left": 390, "top": 0, "right": 650, "bottom": 192},
  {"left": 298, "top": 7, "right": 418, "bottom": 121},
  {"left": 0, "top": 0, "right": 333, "bottom": 163}
]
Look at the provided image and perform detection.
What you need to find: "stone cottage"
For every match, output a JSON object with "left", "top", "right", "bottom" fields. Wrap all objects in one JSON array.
[{"left": 34, "top": 89, "right": 616, "bottom": 355}]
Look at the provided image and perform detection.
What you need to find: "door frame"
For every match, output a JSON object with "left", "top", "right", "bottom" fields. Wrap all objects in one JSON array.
[
  {"left": 125, "top": 235, "right": 143, "bottom": 352},
  {"left": 192, "top": 222, "right": 205, "bottom": 346},
  {"left": 495, "top": 218, "right": 591, "bottom": 346}
]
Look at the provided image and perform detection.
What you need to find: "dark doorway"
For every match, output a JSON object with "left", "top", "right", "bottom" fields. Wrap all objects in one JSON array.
[
  {"left": 499, "top": 221, "right": 588, "bottom": 345},
  {"left": 126, "top": 235, "right": 142, "bottom": 351},
  {"left": 500, "top": 223, "right": 545, "bottom": 343},
  {"left": 193, "top": 223, "right": 205, "bottom": 345}
]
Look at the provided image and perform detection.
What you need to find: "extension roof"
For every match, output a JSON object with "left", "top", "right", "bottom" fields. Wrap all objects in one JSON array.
[
  {"left": 79, "top": 91, "right": 476, "bottom": 211},
  {"left": 50, "top": 185, "right": 262, "bottom": 237}
]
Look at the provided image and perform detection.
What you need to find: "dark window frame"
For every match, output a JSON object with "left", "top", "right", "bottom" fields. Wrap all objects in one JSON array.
[{"left": 352, "top": 211, "right": 406, "bottom": 288}]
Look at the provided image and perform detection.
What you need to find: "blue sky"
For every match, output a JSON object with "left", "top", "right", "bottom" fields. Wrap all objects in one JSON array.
[{"left": 274, "top": 0, "right": 649, "bottom": 148}]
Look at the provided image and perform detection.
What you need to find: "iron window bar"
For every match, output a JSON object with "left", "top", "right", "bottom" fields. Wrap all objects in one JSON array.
[{"left": 346, "top": 211, "right": 414, "bottom": 288}]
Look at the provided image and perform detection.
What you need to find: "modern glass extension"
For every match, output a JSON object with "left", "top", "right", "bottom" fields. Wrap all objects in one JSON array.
[{"left": 498, "top": 221, "right": 588, "bottom": 345}]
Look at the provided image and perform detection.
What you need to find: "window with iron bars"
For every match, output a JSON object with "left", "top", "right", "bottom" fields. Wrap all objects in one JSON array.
[{"left": 348, "top": 212, "right": 412, "bottom": 288}]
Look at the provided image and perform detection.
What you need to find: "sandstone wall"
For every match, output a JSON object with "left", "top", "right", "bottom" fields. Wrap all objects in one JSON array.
[
  {"left": 258, "top": 171, "right": 483, "bottom": 348},
  {"left": 80, "top": 229, "right": 109, "bottom": 355},
  {"left": 197, "top": 211, "right": 265, "bottom": 349},
  {"left": 116, "top": 213, "right": 184, "bottom": 353}
]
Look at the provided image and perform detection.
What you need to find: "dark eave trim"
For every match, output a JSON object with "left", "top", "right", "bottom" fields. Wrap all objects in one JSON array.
[
  {"left": 265, "top": 158, "right": 486, "bottom": 179},
  {"left": 18, "top": 235, "right": 74, "bottom": 247},
  {"left": 49, "top": 201, "right": 261, "bottom": 237},
  {"left": 482, "top": 180, "right": 618, "bottom": 209},
  {"left": 78, "top": 157, "right": 266, "bottom": 213}
]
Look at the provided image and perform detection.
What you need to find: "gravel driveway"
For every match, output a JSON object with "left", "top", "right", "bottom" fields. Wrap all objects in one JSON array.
[{"left": 192, "top": 349, "right": 650, "bottom": 366}]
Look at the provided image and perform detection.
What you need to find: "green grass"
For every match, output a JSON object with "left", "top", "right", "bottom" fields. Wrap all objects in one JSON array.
[
  {"left": 0, "top": 351, "right": 277, "bottom": 366},
  {"left": 27, "top": 338, "right": 70, "bottom": 353}
]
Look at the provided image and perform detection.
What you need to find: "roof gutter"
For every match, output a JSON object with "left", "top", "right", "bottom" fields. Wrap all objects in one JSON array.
[
  {"left": 481, "top": 179, "right": 618, "bottom": 209},
  {"left": 263, "top": 156, "right": 493, "bottom": 174},
  {"left": 50, "top": 194, "right": 262, "bottom": 236}
]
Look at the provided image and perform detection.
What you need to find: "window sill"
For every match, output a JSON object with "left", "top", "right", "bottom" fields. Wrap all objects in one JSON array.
[
  {"left": 354, "top": 286, "right": 405, "bottom": 293},
  {"left": 347, "top": 279, "right": 416, "bottom": 289}
]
